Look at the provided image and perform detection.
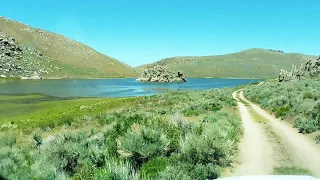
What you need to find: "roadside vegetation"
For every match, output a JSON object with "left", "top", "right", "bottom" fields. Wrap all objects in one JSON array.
[
  {"left": 244, "top": 80, "right": 320, "bottom": 135},
  {"left": 0, "top": 88, "right": 243, "bottom": 179},
  {"left": 273, "top": 166, "right": 312, "bottom": 175}
]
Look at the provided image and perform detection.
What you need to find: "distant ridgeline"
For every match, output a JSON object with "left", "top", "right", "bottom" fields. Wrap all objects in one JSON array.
[{"left": 279, "top": 55, "right": 320, "bottom": 82}]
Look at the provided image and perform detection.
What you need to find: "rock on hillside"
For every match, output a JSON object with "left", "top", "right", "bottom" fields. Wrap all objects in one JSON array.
[
  {"left": 0, "top": 16, "right": 137, "bottom": 78},
  {"left": 279, "top": 56, "right": 320, "bottom": 82},
  {"left": 0, "top": 31, "right": 43, "bottom": 79},
  {"left": 137, "top": 65, "right": 187, "bottom": 82}
]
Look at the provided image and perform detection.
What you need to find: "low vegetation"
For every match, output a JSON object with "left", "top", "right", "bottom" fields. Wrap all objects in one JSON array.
[
  {"left": 244, "top": 80, "right": 320, "bottom": 135},
  {"left": 273, "top": 166, "right": 312, "bottom": 175},
  {"left": 0, "top": 88, "right": 243, "bottom": 179},
  {"left": 0, "top": 93, "right": 137, "bottom": 130},
  {"left": 248, "top": 108, "right": 267, "bottom": 124}
]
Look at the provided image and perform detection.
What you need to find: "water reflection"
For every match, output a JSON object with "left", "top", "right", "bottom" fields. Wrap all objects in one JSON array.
[{"left": 0, "top": 78, "right": 262, "bottom": 98}]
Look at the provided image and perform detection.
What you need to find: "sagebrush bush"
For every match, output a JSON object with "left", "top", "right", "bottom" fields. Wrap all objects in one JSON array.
[
  {"left": 157, "top": 165, "right": 192, "bottom": 180},
  {"left": 33, "top": 131, "right": 43, "bottom": 148},
  {"left": 177, "top": 111, "right": 242, "bottom": 179},
  {"left": 0, "top": 147, "right": 30, "bottom": 179},
  {"left": 58, "top": 115, "right": 74, "bottom": 126},
  {"left": 0, "top": 132, "right": 16, "bottom": 148},
  {"left": 93, "top": 159, "right": 140, "bottom": 180},
  {"left": 294, "top": 116, "right": 319, "bottom": 134},
  {"left": 140, "top": 157, "right": 169, "bottom": 178},
  {"left": 315, "top": 135, "right": 320, "bottom": 144},
  {"left": 117, "top": 125, "right": 170, "bottom": 166},
  {"left": 303, "top": 91, "right": 316, "bottom": 100},
  {"left": 272, "top": 106, "right": 290, "bottom": 118}
]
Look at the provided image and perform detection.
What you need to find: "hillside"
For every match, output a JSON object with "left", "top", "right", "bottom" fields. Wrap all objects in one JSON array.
[
  {"left": 136, "top": 49, "right": 316, "bottom": 79},
  {"left": 0, "top": 16, "right": 138, "bottom": 79}
]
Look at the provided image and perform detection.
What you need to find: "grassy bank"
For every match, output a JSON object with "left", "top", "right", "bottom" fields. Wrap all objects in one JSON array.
[
  {"left": 0, "top": 88, "right": 243, "bottom": 179},
  {"left": 0, "top": 93, "right": 137, "bottom": 131},
  {"left": 244, "top": 80, "right": 320, "bottom": 137}
]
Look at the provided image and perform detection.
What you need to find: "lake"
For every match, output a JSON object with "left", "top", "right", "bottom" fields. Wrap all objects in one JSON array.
[{"left": 0, "top": 78, "right": 262, "bottom": 98}]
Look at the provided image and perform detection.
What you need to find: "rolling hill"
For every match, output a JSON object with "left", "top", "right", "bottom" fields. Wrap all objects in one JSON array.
[
  {"left": 0, "top": 16, "right": 138, "bottom": 79},
  {"left": 136, "top": 49, "right": 316, "bottom": 79}
]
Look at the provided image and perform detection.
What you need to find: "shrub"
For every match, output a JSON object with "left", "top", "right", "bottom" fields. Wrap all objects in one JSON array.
[
  {"left": 169, "top": 113, "right": 194, "bottom": 134},
  {"left": 183, "top": 109, "right": 200, "bottom": 117},
  {"left": 140, "top": 157, "right": 169, "bottom": 178},
  {"left": 177, "top": 112, "right": 242, "bottom": 179},
  {"left": 97, "top": 113, "right": 117, "bottom": 125},
  {"left": 88, "top": 145, "right": 107, "bottom": 168},
  {"left": 180, "top": 131, "right": 226, "bottom": 168},
  {"left": 104, "top": 130, "right": 119, "bottom": 156},
  {"left": 81, "top": 115, "right": 91, "bottom": 122},
  {"left": 273, "top": 106, "right": 290, "bottom": 118},
  {"left": 39, "top": 121, "right": 56, "bottom": 131},
  {"left": 315, "top": 135, "right": 320, "bottom": 144},
  {"left": 58, "top": 115, "right": 73, "bottom": 126},
  {"left": 294, "top": 116, "right": 319, "bottom": 134},
  {"left": 0, "top": 147, "right": 30, "bottom": 179},
  {"left": 117, "top": 125, "right": 170, "bottom": 166},
  {"left": 303, "top": 92, "right": 316, "bottom": 100},
  {"left": 157, "top": 165, "right": 192, "bottom": 180},
  {"left": 154, "top": 119, "right": 183, "bottom": 154},
  {"left": 0, "top": 132, "right": 16, "bottom": 148},
  {"left": 93, "top": 159, "right": 140, "bottom": 180},
  {"left": 193, "top": 163, "right": 222, "bottom": 180},
  {"left": 33, "top": 132, "right": 43, "bottom": 148},
  {"left": 31, "top": 135, "right": 82, "bottom": 176}
]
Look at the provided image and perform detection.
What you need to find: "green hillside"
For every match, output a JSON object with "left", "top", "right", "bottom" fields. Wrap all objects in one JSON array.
[
  {"left": 0, "top": 16, "right": 138, "bottom": 78},
  {"left": 137, "top": 48, "right": 316, "bottom": 78}
]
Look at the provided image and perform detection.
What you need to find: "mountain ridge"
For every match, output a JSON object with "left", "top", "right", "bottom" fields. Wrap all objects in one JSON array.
[
  {"left": 0, "top": 16, "right": 138, "bottom": 79},
  {"left": 136, "top": 48, "right": 317, "bottom": 79}
]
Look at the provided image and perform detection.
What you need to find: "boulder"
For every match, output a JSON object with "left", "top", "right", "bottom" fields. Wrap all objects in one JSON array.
[
  {"left": 279, "top": 56, "right": 320, "bottom": 82},
  {"left": 0, "top": 31, "right": 43, "bottom": 79},
  {"left": 137, "top": 65, "right": 187, "bottom": 83}
]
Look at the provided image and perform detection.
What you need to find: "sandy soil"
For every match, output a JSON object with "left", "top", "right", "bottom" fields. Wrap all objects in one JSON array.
[{"left": 230, "top": 91, "right": 274, "bottom": 176}]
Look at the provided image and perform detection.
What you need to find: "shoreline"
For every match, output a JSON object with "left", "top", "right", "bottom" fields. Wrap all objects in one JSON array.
[{"left": 1, "top": 76, "right": 266, "bottom": 80}]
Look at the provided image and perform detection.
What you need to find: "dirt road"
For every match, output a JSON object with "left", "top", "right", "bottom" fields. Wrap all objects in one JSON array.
[
  {"left": 230, "top": 90, "right": 320, "bottom": 178},
  {"left": 231, "top": 91, "right": 274, "bottom": 175}
]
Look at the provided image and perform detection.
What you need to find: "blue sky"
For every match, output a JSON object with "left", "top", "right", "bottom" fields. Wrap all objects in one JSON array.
[{"left": 1, "top": 0, "right": 319, "bottom": 66}]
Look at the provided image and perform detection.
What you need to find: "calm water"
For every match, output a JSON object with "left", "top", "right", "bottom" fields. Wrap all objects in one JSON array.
[{"left": 0, "top": 78, "right": 262, "bottom": 98}]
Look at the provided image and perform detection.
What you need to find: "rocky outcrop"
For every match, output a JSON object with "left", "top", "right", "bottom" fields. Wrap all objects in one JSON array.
[
  {"left": 136, "top": 65, "right": 187, "bottom": 82},
  {"left": 0, "top": 31, "right": 44, "bottom": 79},
  {"left": 279, "top": 56, "right": 320, "bottom": 82}
]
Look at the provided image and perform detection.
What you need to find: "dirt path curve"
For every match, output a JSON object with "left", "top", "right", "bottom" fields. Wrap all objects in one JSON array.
[
  {"left": 230, "top": 91, "right": 274, "bottom": 176},
  {"left": 239, "top": 90, "right": 320, "bottom": 178}
]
